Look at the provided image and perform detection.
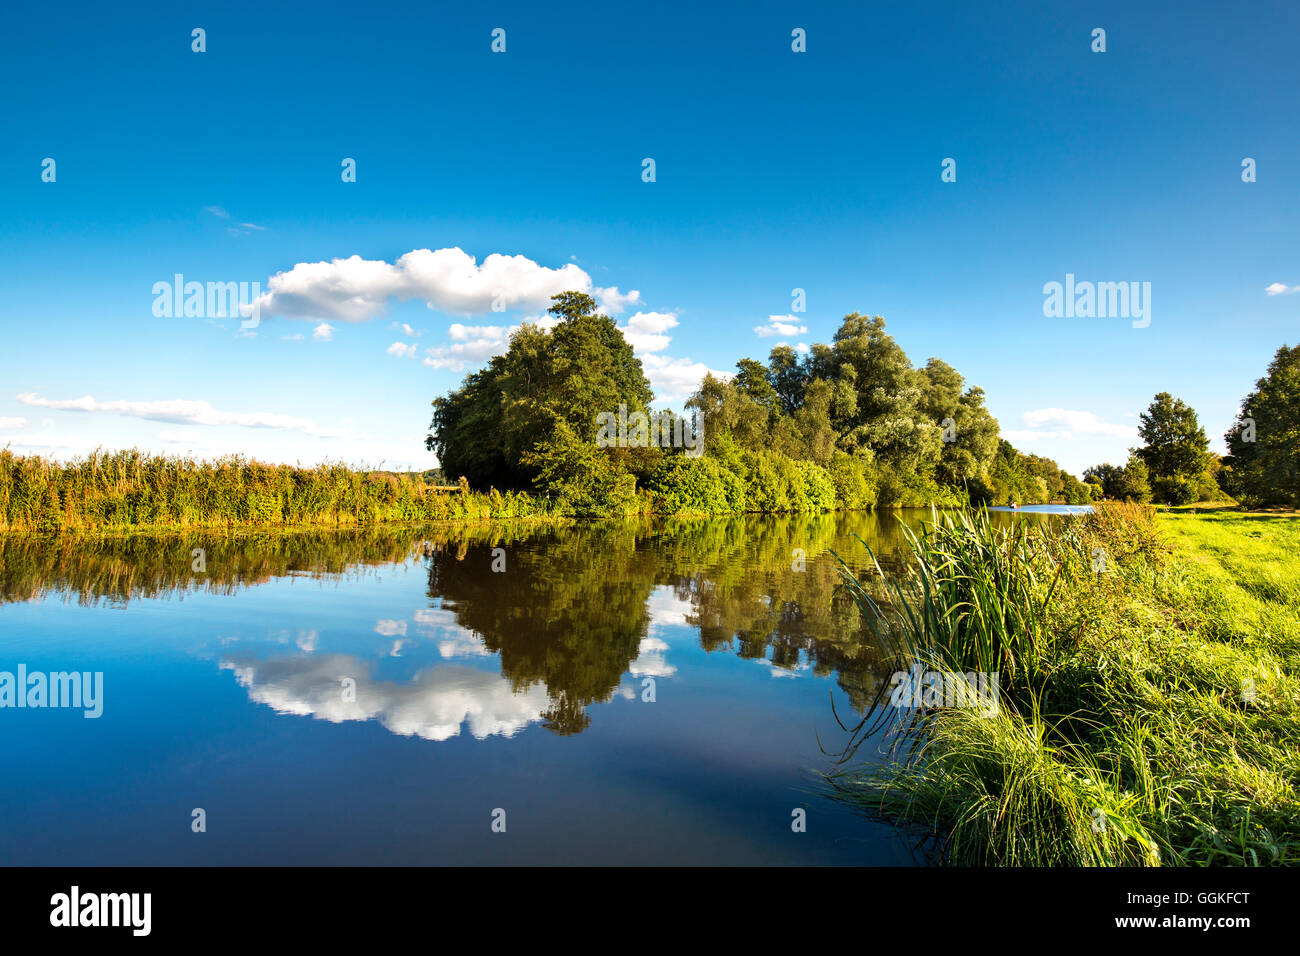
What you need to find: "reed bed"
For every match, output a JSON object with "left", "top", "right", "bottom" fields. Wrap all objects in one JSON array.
[
  {"left": 826, "top": 503, "right": 1300, "bottom": 866},
  {"left": 0, "top": 448, "right": 549, "bottom": 533}
]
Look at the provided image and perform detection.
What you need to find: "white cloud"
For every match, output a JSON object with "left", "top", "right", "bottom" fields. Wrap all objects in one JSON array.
[
  {"left": 617, "top": 311, "right": 678, "bottom": 353},
  {"left": 375, "top": 620, "right": 408, "bottom": 637},
  {"left": 755, "top": 314, "right": 808, "bottom": 338},
  {"left": 0, "top": 417, "right": 27, "bottom": 430},
  {"left": 393, "top": 322, "right": 422, "bottom": 337},
  {"left": 16, "top": 392, "right": 347, "bottom": 439},
  {"left": 640, "top": 353, "right": 727, "bottom": 403},
  {"left": 252, "top": 247, "right": 593, "bottom": 322},
  {"left": 1018, "top": 408, "right": 1136, "bottom": 439},
  {"left": 312, "top": 322, "right": 334, "bottom": 341},
  {"left": 1266, "top": 282, "right": 1299, "bottom": 296},
  {"left": 386, "top": 341, "right": 417, "bottom": 358},
  {"left": 596, "top": 286, "right": 641, "bottom": 315}
]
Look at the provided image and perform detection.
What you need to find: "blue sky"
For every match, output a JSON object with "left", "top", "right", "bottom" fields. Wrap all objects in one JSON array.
[{"left": 2, "top": 0, "right": 1297, "bottom": 474}]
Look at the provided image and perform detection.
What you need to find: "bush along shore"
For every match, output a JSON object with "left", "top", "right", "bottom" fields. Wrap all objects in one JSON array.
[{"left": 825, "top": 503, "right": 1300, "bottom": 866}]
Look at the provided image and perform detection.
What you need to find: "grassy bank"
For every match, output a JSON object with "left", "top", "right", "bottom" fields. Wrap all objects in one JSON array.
[{"left": 826, "top": 503, "right": 1300, "bottom": 865}]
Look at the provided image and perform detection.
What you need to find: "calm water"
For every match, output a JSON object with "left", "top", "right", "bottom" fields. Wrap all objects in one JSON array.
[{"left": 0, "top": 511, "right": 1032, "bottom": 865}]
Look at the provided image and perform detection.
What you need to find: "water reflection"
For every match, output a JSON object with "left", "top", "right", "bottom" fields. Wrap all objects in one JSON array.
[
  {"left": 0, "top": 509, "right": 1072, "bottom": 864},
  {"left": 219, "top": 655, "right": 552, "bottom": 741},
  {"left": 1, "top": 511, "right": 949, "bottom": 739}
]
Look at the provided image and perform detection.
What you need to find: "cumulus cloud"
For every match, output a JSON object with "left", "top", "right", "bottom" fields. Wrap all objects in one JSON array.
[
  {"left": 1266, "top": 282, "right": 1299, "bottom": 296},
  {"left": 596, "top": 286, "right": 641, "bottom": 315},
  {"left": 312, "top": 322, "right": 334, "bottom": 341},
  {"left": 386, "top": 341, "right": 417, "bottom": 358},
  {"left": 640, "top": 353, "right": 727, "bottom": 403},
  {"left": 251, "top": 247, "right": 593, "bottom": 322},
  {"left": 0, "top": 416, "right": 27, "bottom": 430},
  {"left": 16, "top": 392, "right": 347, "bottom": 438},
  {"left": 617, "top": 311, "right": 678, "bottom": 353},
  {"left": 755, "top": 314, "right": 808, "bottom": 338},
  {"left": 374, "top": 620, "right": 408, "bottom": 637}
]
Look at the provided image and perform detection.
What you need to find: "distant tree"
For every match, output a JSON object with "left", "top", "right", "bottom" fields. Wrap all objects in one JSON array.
[
  {"left": 1115, "top": 455, "right": 1153, "bottom": 503},
  {"left": 1083, "top": 460, "right": 1150, "bottom": 501},
  {"left": 1223, "top": 344, "right": 1300, "bottom": 507},
  {"left": 1135, "top": 392, "right": 1210, "bottom": 502}
]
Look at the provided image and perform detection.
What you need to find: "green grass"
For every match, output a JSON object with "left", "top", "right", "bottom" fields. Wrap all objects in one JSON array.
[{"left": 825, "top": 503, "right": 1300, "bottom": 866}]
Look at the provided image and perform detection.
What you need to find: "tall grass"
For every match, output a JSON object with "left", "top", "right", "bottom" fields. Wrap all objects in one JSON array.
[
  {"left": 825, "top": 503, "right": 1300, "bottom": 866},
  {"left": 0, "top": 448, "right": 551, "bottom": 533}
]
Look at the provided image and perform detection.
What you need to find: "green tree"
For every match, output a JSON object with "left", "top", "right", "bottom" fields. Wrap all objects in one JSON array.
[
  {"left": 1115, "top": 456, "right": 1153, "bottom": 503},
  {"left": 427, "top": 292, "right": 653, "bottom": 490},
  {"left": 1135, "top": 392, "right": 1210, "bottom": 502},
  {"left": 767, "top": 345, "right": 808, "bottom": 414},
  {"left": 1223, "top": 344, "right": 1300, "bottom": 507}
]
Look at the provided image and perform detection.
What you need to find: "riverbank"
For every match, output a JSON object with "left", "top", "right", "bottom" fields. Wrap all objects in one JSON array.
[
  {"left": 0, "top": 448, "right": 1066, "bottom": 533},
  {"left": 826, "top": 503, "right": 1300, "bottom": 865}
]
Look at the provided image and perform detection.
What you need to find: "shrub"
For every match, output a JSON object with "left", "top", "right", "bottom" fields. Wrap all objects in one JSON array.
[
  {"left": 521, "top": 422, "right": 637, "bottom": 517},
  {"left": 796, "top": 459, "right": 836, "bottom": 512},
  {"left": 828, "top": 451, "right": 875, "bottom": 509},
  {"left": 649, "top": 455, "right": 744, "bottom": 514},
  {"left": 1152, "top": 475, "right": 1196, "bottom": 506}
]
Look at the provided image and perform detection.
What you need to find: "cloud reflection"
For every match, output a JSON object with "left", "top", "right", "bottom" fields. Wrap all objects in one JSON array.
[{"left": 220, "top": 654, "right": 550, "bottom": 741}]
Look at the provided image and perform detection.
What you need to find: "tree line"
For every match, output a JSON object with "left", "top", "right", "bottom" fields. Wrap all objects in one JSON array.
[
  {"left": 427, "top": 292, "right": 1092, "bottom": 515},
  {"left": 1082, "top": 343, "right": 1300, "bottom": 508}
]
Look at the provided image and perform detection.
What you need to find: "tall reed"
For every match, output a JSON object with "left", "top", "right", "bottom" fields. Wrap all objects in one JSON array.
[{"left": 0, "top": 448, "right": 552, "bottom": 533}]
